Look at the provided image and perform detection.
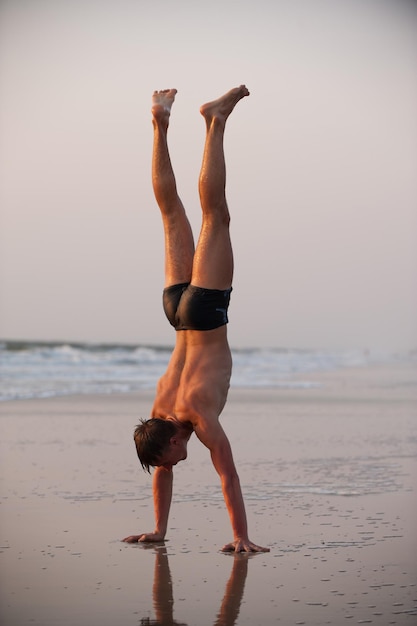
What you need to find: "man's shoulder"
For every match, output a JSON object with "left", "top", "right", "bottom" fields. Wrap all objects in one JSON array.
[{"left": 175, "top": 403, "right": 220, "bottom": 430}]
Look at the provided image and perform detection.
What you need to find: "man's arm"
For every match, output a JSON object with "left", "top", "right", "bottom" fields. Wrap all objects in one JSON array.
[
  {"left": 123, "top": 466, "right": 173, "bottom": 543},
  {"left": 194, "top": 420, "right": 269, "bottom": 553}
]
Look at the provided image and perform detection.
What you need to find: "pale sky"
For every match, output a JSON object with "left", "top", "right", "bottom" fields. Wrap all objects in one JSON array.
[{"left": 0, "top": 0, "right": 416, "bottom": 352}]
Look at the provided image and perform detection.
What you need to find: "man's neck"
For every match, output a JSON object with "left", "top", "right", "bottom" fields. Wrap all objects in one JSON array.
[{"left": 166, "top": 415, "right": 194, "bottom": 437}]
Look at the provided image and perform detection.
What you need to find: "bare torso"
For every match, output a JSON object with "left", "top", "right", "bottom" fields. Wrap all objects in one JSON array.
[{"left": 151, "top": 328, "right": 232, "bottom": 428}]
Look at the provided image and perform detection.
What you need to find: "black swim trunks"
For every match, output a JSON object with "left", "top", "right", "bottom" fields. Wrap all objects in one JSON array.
[{"left": 162, "top": 283, "right": 232, "bottom": 331}]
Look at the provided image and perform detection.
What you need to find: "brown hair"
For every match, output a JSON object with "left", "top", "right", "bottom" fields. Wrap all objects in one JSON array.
[{"left": 133, "top": 418, "right": 178, "bottom": 473}]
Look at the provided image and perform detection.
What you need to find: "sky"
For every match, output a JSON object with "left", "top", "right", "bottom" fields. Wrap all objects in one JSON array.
[{"left": 0, "top": 0, "right": 416, "bottom": 352}]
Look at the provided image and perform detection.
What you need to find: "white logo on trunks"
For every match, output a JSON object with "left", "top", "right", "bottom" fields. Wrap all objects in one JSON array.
[{"left": 216, "top": 308, "right": 227, "bottom": 322}]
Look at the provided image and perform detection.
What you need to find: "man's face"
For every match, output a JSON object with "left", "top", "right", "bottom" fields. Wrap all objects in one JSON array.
[{"left": 156, "top": 438, "right": 188, "bottom": 470}]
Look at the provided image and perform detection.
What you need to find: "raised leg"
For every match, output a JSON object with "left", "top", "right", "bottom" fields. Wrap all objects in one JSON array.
[
  {"left": 151, "top": 89, "right": 194, "bottom": 287},
  {"left": 191, "top": 86, "right": 250, "bottom": 290}
]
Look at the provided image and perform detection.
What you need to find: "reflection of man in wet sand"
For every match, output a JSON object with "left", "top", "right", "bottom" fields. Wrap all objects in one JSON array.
[
  {"left": 123, "top": 86, "right": 268, "bottom": 552},
  {"left": 140, "top": 546, "right": 249, "bottom": 626}
]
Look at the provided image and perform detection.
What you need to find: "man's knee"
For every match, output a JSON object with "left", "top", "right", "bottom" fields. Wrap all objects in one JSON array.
[{"left": 202, "top": 208, "right": 230, "bottom": 228}]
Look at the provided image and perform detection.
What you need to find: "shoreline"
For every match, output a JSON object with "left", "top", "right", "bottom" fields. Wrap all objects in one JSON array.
[
  {"left": 1, "top": 358, "right": 415, "bottom": 401},
  {"left": 1, "top": 349, "right": 415, "bottom": 404}
]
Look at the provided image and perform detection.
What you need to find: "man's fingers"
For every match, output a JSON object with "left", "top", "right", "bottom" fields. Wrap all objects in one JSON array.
[
  {"left": 122, "top": 535, "right": 141, "bottom": 543},
  {"left": 221, "top": 541, "right": 270, "bottom": 553},
  {"left": 138, "top": 533, "right": 165, "bottom": 543},
  {"left": 123, "top": 532, "right": 166, "bottom": 543},
  {"left": 242, "top": 541, "right": 270, "bottom": 553},
  {"left": 249, "top": 543, "right": 270, "bottom": 553},
  {"left": 221, "top": 542, "right": 236, "bottom": 552},
  {"left": 221, "top": 541, "right": 248, "bottom": 552}
]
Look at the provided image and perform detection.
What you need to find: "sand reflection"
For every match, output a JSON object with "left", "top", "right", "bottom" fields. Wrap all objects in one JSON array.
[{"left": 140, "top": 545, "right": 250, "bottom": 626}]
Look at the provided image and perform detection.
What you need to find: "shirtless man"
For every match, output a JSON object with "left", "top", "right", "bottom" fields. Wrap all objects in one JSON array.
[{"left": 123, "top": 86, "right": 268, "bottom": 553}]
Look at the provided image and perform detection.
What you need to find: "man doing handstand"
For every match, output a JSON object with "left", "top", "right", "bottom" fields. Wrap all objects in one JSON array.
[{"left": 123, "top": 85, "right": 269, "bottom": 553}]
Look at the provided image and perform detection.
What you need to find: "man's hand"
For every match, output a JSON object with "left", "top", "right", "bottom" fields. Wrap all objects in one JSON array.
[
  {"left": 122, "top": 532, "right": 165, "bottom": 543},
  {"left": 221, "top": 539, "right": 270, "bottom": 553}
]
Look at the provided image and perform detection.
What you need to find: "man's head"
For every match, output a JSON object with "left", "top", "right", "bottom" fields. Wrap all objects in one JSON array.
[{"left": 134, "top": 418, "right": 187, "bottom": 472}]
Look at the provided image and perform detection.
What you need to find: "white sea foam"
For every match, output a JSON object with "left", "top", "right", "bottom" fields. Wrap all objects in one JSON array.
[{"left": 0, "top": 341, "right": 412, "bottom": 401}]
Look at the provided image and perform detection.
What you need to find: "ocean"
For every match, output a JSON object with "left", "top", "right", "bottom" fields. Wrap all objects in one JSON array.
[{"left": 0, "top": 340, "right": 412, "bottom": 402}]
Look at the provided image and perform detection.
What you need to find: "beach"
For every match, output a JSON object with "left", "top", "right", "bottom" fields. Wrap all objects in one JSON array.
[{"left": 1, "top": 362, "right": 416, "bottom": 625}]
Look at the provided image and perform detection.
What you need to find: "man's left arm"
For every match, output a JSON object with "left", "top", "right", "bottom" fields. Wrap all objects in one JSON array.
[{"left": 194, "top": 420, "right": 269, "bottom": 553}]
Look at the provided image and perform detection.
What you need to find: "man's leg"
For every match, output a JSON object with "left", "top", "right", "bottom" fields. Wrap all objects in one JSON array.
[
  {"left": 191, "top": 86, "right": 249, "bottom": 291},
  {"left": 152, "top": 89, "right": 194, "bottom": 287}
]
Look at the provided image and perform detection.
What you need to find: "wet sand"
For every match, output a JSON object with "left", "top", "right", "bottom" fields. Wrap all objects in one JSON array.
[{"left": 1, "top": 363, "right": 416, "bottom": 625}]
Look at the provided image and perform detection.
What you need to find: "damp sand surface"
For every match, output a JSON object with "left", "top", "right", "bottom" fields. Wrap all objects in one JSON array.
[{"left": 1, "top": 363, "right": 416, "bottom": 625}]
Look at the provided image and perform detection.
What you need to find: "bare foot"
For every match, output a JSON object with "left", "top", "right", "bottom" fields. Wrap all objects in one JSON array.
[
  {"left": 152, "top": 89, "right": 177, "bottom": 125},
  {"left": 200, "top": 85, "right": 249, "bottom": 125}
]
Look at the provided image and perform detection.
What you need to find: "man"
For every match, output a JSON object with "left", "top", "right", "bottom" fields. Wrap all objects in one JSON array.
[{"left": 123, "top": 86, "right": 268, "bottom": 553}]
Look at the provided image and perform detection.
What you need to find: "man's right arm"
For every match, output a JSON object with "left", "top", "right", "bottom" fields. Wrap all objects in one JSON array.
[
  {"left": 123, "top": 466, "right": 173, "bottom": 543},
  {"left": 193, "top": 418, "right": 269, "bottom": 552},
  {"left": 151, "top": 465, "right": 173, "bottom": 538}
]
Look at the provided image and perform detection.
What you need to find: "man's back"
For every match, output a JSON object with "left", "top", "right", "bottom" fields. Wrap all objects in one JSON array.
[{"left": 153, "top": 328, "right": 232, "bottom": 427}]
